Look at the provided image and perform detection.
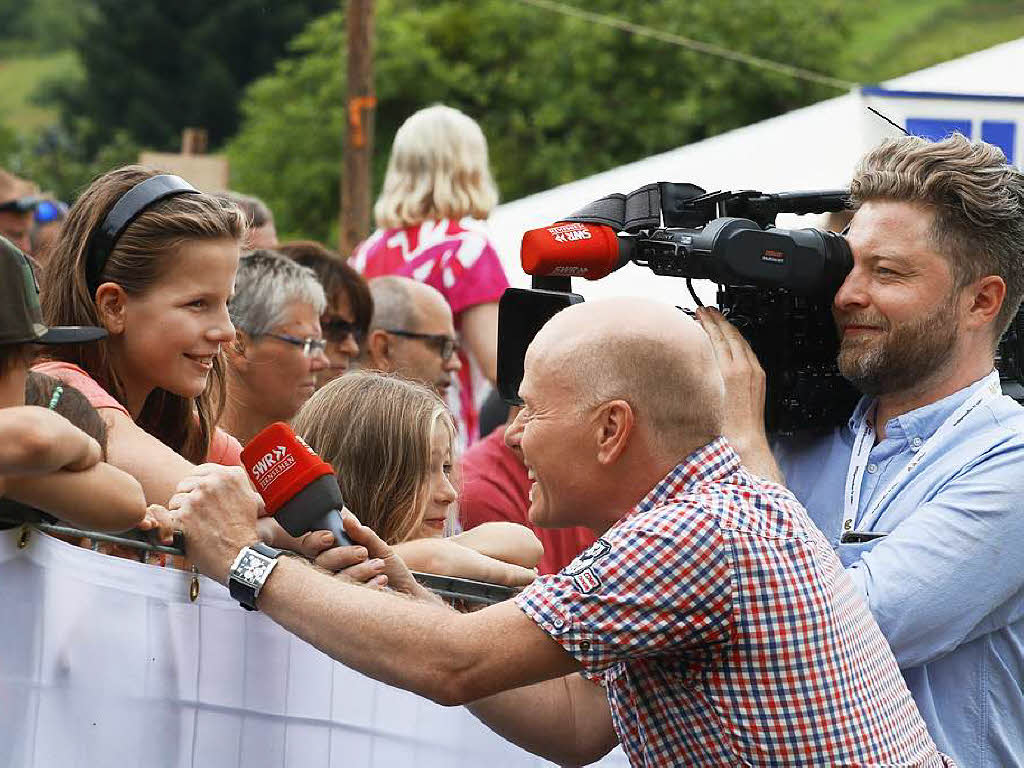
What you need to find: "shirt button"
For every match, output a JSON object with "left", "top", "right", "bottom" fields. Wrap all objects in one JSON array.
[
  {"left": 580, "top": 641, "right": 591, "bottom": 652},
  {"left": 911, "top": 437, "right": 923, "bottom": 449},
  {"left": 866, "top": 463, "right": 878, "bottom": 474},
  {"left": 552, "top": 618, "right": 564, "bottom": 629}
]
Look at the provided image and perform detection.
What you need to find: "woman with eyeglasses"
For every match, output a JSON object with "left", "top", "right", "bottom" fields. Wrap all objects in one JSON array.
[
  {"left": 351, "top": 105, "right": 509, "bottom": 448},
  {"left": 277, "top": 240, "right": 373, "bottom": 388},
  {"left": 221, "top": 249, "right": 330, "bottom": 445}
]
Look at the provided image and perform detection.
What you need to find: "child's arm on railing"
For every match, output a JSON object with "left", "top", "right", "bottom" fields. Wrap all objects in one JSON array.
[
  {"left": 3, "top": 461, "right": 146, "bottom": 532},
  {"left": 449, "top": 522, "right": 544, "bottom": 569},
  {"left": 394, "top": 537, "right": 537, "bottom": 588}
]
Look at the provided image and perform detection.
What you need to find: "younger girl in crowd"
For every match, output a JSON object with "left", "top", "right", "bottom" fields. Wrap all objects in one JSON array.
[
  {"left": 293, "top": 371, "right": 541, "bottom": 587},
  {"left": 36, "top": 166, "right": 244, "bottom": 507},
  {"left": 352, "top": 105, "right": 509, "bottom": 448}
]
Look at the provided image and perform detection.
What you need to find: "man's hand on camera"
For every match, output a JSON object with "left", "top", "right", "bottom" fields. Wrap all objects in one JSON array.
[{"left": 697, "top": 307, "right": 785, "bottom": 485}]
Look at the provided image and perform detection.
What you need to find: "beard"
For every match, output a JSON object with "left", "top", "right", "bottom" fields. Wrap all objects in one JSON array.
[{"left": 835, "top": 301, "right": 959, "bottom": 397}]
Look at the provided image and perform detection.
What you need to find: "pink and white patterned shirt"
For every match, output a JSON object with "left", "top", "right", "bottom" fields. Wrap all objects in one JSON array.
[
  {"left": 352, "top": 218, "right": 509, "bottom": 447},
  {"left": 516, "top": 438, "right": 953, "bottom": 767}
]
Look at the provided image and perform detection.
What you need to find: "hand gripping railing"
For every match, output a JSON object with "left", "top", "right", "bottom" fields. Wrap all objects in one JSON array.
[{"left": 0, "top": 517, "right": 519, "bottom": 606}]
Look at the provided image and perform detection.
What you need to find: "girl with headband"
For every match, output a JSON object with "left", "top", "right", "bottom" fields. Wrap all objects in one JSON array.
[{"left": 35, "top": 167, "right": 336, "bottom": 560}]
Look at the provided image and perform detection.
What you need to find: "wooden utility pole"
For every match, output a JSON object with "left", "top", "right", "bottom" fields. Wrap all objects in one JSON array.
[{"left": 340, "top": 0, "right": 376, "bottom": 256}]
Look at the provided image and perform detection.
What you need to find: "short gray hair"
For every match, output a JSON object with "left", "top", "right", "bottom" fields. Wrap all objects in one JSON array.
[
  {"left": 230, "top": 249, "right": 326, "bottom": 336},
  {"left": 368, "top": 275, "right": 419, "bottom": 331},
  {"left": 567, "top": 330, "right": 724, "bottom": 462}
]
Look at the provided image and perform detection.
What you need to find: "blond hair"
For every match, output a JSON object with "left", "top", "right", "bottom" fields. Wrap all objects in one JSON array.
[
  {"left": 292, "top": 371, "right": 456, "bottom": 544},
  {"left": 851, "top": 134, "right": 1024, "bottom": 339},
  {"left": 374, "top": 105, "right": 498, "bottom": 228},
  {"left": 40, "top": 165, "right": 246, "bottom": 462}
]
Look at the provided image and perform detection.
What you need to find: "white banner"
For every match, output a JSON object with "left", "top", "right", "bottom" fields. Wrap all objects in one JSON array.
[{"left": 0, "top": 528, "right": 627, "bottom": 768}]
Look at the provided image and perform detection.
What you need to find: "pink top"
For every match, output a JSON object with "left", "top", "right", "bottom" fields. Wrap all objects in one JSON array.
[
  {"left": 32, "top": 361, "right": 243, "bottom": 466},
  {"left": 352, "top": 218, "right": 509, "bottom": 447}
]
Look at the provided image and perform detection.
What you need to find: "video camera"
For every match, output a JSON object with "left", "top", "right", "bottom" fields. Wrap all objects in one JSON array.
[{"left": 497, "top": 181, "right": 1024, "bottom": 434}]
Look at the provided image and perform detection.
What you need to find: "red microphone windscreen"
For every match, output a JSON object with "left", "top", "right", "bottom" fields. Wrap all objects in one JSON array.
[
  {"left": 521, "top": 222, "right": 621, "bottom": 279},
  {"left": 240, "top": 422, "right": 335, "bottom": 517}
]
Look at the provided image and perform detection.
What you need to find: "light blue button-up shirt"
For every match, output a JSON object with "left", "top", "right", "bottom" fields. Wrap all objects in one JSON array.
[{"left": 774, "top": 372, "right": 1024, "bottom": 768}]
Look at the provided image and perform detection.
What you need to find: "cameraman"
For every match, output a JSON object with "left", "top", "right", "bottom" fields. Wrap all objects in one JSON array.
[{"left": 699, "top": 133, "right": 1024, "bottom": 768}]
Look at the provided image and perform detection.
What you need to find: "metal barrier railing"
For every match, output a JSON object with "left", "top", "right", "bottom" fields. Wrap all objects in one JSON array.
[{"left": 1, "top": 518, "right": 518, "bottom": 606}]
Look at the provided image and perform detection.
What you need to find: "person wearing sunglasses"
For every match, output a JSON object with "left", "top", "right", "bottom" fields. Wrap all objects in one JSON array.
[
  {"left": 29, "top": 198, "right": 69, "bottom": 268},
  {"left": 277, "top": 240, "right": 373, "bottom": 388},
  {"left": 0, "top": 168, "right": 41, "bottom": 254},
  {"left": 222, "top": 250, "right": 330, "bottom": 445},
  {"left": 359, "top": 276, "right": 462, "bottom": 399}
]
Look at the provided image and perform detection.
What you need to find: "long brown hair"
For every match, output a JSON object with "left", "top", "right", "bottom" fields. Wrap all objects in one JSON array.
[
  {"left": 292, "top": 371, "right": 455, "bottom": 544},
  {"left": 40, "top": 165, "right": 246, "bottom": 462}
]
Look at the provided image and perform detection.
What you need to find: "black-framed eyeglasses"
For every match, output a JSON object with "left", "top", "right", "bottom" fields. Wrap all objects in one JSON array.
[
  {"left": 322, "top": 317, "right": 365, "bottom": 347},
  {"left": 384, "top": 329, "right": 460, "bottom": 361},
  {"left": 262, "top": 332, "right": 328, "bottom": 358}
]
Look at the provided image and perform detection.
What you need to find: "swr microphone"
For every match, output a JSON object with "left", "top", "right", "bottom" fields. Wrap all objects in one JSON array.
[
  {"left": 520, "top": 221, "right": 632, "bottom": 279},
  {"left": 241, "top": 422, "right": 353, "bottom": 548}
]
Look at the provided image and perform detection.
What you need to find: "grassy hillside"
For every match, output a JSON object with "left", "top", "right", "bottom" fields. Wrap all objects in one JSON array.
[
  {"left": 0, "top": 2, "right": 1022, "bottom": 142},
  {"left": 837, "top": 0, "right": 1024, "bottom": 83},
  {"left": 0, "top": 50, "right": 79, "bottom": 132}
]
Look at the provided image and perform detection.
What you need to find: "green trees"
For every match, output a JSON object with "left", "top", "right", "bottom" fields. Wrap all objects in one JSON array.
[
  {"left": 53, "top": 0, "right": 336, "bottom": 154},
  {"left": 228, "top": 0, "right": 853, "bottom": 244}
]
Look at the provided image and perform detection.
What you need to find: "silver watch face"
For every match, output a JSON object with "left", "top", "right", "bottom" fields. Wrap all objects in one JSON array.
[{"left": 237, "top": 552, "right": 272, "bottom": 586}]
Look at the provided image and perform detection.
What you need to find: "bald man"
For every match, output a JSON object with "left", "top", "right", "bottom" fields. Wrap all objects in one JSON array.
[
  {"left": 358, "top": 275, "right": 462, "bottom": 395},
  {"left": 166, "top": 299, "right": 949, "bottom": 767}
]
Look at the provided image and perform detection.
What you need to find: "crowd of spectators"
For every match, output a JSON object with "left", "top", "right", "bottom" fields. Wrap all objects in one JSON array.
[
  {"left": 1, "top": 105, "right": 1022, "bottom": 766},
  {"left": 0, "top": 104, "right": 539, "bottom": 586}
]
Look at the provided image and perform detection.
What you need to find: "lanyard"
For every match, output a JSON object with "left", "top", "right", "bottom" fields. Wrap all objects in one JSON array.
[{"left": 841, "top": 370, "right": 1002, "bottom": 538}]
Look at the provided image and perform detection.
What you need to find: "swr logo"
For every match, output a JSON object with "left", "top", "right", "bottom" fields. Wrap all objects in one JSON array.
[
  {"left": 251, "top": 445, "right": 288, "bottom": 478},
  {"left": 553, "top": 229, "right": 592, "bottom": 244}
]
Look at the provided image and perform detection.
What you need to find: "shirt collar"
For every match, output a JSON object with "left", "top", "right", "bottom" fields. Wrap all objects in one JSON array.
[
  {"left": 633, "top": 437, "right": 741, "bottom": 515},
  {"left": 846, "top": 370, "right": 999, "bottom": 441}
]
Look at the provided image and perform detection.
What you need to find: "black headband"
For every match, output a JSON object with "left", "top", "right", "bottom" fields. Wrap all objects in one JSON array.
[{"left": 85, "top": 174, "right": 199, "bottom": 293}]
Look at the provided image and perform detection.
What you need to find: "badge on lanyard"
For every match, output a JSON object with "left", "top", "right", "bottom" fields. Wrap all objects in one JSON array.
[{"left": 839, "top": 370, "right": 1001, "bottom": 543}]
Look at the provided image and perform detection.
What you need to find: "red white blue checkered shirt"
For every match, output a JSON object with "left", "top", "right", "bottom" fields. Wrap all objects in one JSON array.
[{"left": 516, "top": 438, "right": 952, "bottom": 767}]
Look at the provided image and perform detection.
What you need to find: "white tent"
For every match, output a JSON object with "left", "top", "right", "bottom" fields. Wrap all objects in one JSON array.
[{"left": 488, "top": 38, "right": 1024, "bottom": 304}]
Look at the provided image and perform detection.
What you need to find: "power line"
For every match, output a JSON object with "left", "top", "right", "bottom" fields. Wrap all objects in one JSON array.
[{"left": 512, "top": 0, "right": 858, "bottom": 91}]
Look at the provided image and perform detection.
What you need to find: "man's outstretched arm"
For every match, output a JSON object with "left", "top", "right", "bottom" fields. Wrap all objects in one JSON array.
[
  {"left": 171, "top": 465, "right": 586, "bottom": 710},
  {"left": 254, "top": 557, "right": 578, "bottom": 704}
]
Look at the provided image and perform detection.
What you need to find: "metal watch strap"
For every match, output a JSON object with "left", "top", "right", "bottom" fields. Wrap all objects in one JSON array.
[{"left": 228, "top": 542, "right": 285, "bottom": 611}]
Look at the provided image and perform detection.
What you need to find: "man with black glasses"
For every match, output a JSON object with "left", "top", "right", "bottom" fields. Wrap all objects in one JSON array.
[{"left": 359, "top": 275, "right": 462, "bottom": 398}]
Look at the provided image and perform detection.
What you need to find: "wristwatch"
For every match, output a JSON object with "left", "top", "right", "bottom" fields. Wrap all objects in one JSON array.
[{"left": 228, "top": 542, "right": 285, "bottom": 611}]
